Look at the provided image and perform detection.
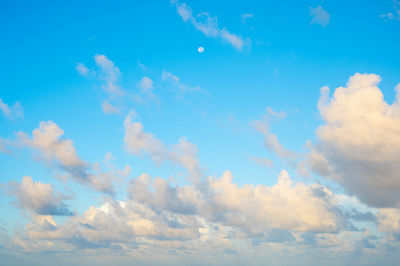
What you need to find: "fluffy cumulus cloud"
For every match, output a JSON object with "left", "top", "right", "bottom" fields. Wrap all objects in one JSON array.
[
  {"left": 309, "top": 6, "right": 330, "bottom": 27},
  {"left": 308, "top": 73, "right": 400, "bottom": 208},
  {"left": 172, "top": 1, "right": 247, "bottom": 50},
  {"left": 8, "top": 169, "right": 343, "bottom": 255},
  {"left": 0, "top": 98, "right": 23, "bottom": 119},
  {"left": 10, "top": 176, "right": 74, "bottom": 216}
]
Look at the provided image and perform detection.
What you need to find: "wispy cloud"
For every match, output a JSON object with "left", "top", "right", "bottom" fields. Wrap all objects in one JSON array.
[
  {"left": 172, "top": 1, "right": 248, "bottom": 50},
  {"left": 309, "top": 6, "right": 330, "bottom": 27},
  {"left": 380, "top": 0, "right": 400, "bottom": 20},
  {"left": 240, "top": 13, "right": 254, "bottom": 24},
  {"left": 251, "top": 107, "right": 296, "bottom": 164},
  {"left": 94, "top": 54, "right": 124, "bottom": 95},
  {"left": 162, "top": 70, "right": 200, "bottom": 92},
  {"left": 101, "top": 100, "right": 120, "bottom": 114},
  {"left": 0, "top": 98, "right": 23, "bottom": 119},
  {"left": 124, "top": 111, "right": 203, "bottom": 181},
  {"left": 249, "top": 155, "right": 274, "bottom": 168},
  {"left": 75, "top": 63, "right": 89, "bottom": 77}
]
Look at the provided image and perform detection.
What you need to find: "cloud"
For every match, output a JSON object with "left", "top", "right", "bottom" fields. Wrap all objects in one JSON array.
[
  {"left": 240, "top": 13, "right": 254, "bottom": 24},
  {"left": 124, "top": 112, "right": 202, "bottom": 181},
  {"left": 377, "top": 208, "right": 400, "bottom": 233},
  {"left": 124, "top": 111, "right": 168, "bottom": 163},
  {"left": 309, "top": 6, "right": 330, "bottom": 27},
  {"left": 308, "top": 73, "right": 400, "bottom": 208},
  {"left": 0, "top": 98, "right": 23, "bottom": 119},
  {"left": 94, "top": 54, "right": 124, "bottom": 95},
  {"left": 134, "top": 76, "right": 158, "bottom": 104},
  {"left": 101, "top": 100, "right": 120, "bottom": 115},
  {"left": 17, "top": 121, "right": 118, "bottom": 194},
  {"left": 139, "top": 77, "right": 154, "bottom": 93},
  {"left": 11, "top": 170, "right": 341, "bottom": 253},
  {"left": 162, "top": 70, "right": 200, "bottom": 92},
  {"left": 75, "top": 63, "right": 89, "bottom": 77},
  {"left": 249, "top": 155, "right": 274, "bottom": 168},
  {"left": 251, "top": 108, "right": 296, "bottom": 164},
  {"left": 10, "top": 176, "right": 74, "bottom": 216},
  {"left": 380, "top": 0, "right": 400, "bottom": 21},
  {"left": 172, "top": 1, "right": 247, "bottom": 50},
  {"left": 266, "top": 107, "right": 286, "bottom": 118}
]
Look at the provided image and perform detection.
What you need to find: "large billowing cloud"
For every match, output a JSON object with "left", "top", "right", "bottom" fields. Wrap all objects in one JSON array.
[
  {"left": 9, "top": 169, "right": 341, "bottom": 253},
  {"left": 11, "top": 176, "right": 74, "bottom": 216},
  {"left": 309, "top": 73, "right": 400, "bottom": 208}
]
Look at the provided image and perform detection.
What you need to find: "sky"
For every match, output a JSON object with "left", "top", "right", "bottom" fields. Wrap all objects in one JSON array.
[{"left": 1, "top": 0, "right": 400, "bottom": 265}]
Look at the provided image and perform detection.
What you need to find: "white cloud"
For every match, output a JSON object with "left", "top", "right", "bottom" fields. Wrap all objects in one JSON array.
[
  {"left": 75, "top": 63, "right": 89, "bottom": 76},
  {"left": 308, "top": 73, "right": 400, "bottom": 208},
  {"left": 124, "top": 111, "right": 167, "bottom": 163},
  {"left": 266, "top": 107, "right": 286, "bottom": 118},
  {"left": 380, "top": 0, "right": 400, "bottom": 21},
  {"left": 11, "top": 169, "right": 342, "bottom": 254},
  {"left": 172, "top": 1, "right": 247, "bottom": 50},
  {"left": 94, "top": 54, "right": 124, "bottom": 95},
  {"left": 16, "top": 121, "right": 120, "bottom": 194},
  {"left": 251, "top": 108, "right": 296, "bottom": 163},
  {"left": 101, "top": 100, "right": 120, "bottom": 115},
  {"left": 124, "top": 112, "right": 202, "bottom": 181},
  {"left": 11, "top": 176, "right": 74, "bottom": 216},
  {"left": 309, "top": 6, "right": 330, "bottom": 27},
  {"left": 139, "top": 76, "right": 154, "bottom": 93},
  {"left": 0, "top": 98, "right": 23, "bottom": 119},
  {"left": 162, "top": 70, "right": 200, "bottom": 92}
]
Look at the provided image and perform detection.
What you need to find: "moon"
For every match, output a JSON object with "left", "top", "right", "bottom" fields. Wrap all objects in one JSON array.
[{"left": 197, "top": 46, "right": 204, "bottom": 53}]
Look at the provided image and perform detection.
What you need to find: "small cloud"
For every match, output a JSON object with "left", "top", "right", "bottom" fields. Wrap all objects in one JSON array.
[
  {"left": 162, "top": 70, "right": 200, "bottom": 92},
  {"left": 309, "top": 6, "right": 330, "bottom": 27},
  {"left": 249, "top": 155, "right": 274, "bottom": 168},
  {"left": 0, "top": 98, "right": 23, "bottom": 119},
  {"left": 76, "top": 63, "right": 89, "bottom": 77},
  {"left": 380, "top": 0, "right": 400, "bottom": 21},
  {"left": 172, "top": 1, "right": 248, "bottom": 50},
  {"left": 137, "top": 61, "right": 146, "bottom": 70},
  {"left": 94, "top": 54, "right": 124, "bottom": 95},
  {"left": 240, "top": 13, "right": 254, "bottom": 24},
  {"left": 267, "top": 107, "right": 286, "bottom": 118},
  {"left": 101, "top": 100, "right": 120, "bottom": 115},
  {"left": 197, "top": 46, "right": 204, "bottom": 53},
  {"left": 139, "top": 77, "right": 154, "bottom": 93}
]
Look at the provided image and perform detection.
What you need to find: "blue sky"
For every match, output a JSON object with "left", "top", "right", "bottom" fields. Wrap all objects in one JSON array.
[{"left": 1, "top": 1, "right": 400, "bottom": 265}]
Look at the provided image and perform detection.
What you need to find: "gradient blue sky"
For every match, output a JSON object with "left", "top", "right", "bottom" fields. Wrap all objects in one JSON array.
[{"left": 1, "top": 1, "right": 400, "bottom": 265}]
